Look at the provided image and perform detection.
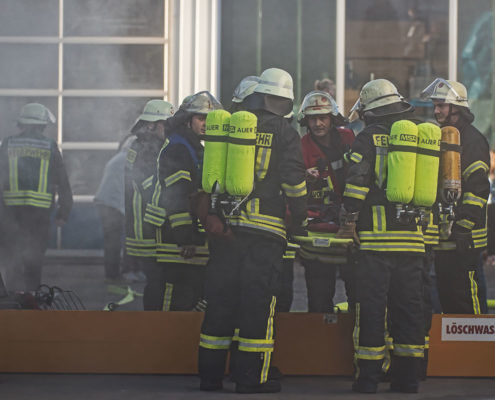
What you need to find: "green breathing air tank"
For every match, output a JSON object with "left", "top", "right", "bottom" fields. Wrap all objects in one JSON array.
[
  {"left": 225, "top": 111, "right": 257, "bottom": 196},
  {"left": 412, "top": 122, "right": 441, "bottom": 207},
  {"left": 202, "top": 109, "right": 231, "bottom": 193},
  {"left": 386, "top": 119, "right": 419, "bottom": 204}
]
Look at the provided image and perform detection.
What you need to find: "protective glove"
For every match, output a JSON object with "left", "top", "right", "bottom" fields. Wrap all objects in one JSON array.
[
  {"left": 454, "top": 230, "right": 474, "bottom": 254},
  {"left": 336, "top": 206, "right": 360, "bottom": 245},
  {"left": 336, "top": 222, "right": 360, "bottom": 245},
  {"left": 205, "top": 214, "right": 233, "bottom": 239},
  {"left": 288, "top": 224, "right": 308, "bottom": 238},
  {"left": 189, "top": 190, "right": 210, "bottom": 225}
]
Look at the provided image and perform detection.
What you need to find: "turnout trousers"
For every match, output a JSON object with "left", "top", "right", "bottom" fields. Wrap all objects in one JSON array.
[
  {"left": 353, "top": 251, "right": 424, "bottom": 391},
  {"left": 434, "top": 249, "right": 482, "bottom": 314},
  {"left": 143, "top": 259, "right": 204, "bottom": 311},
  {"left": 3, "top": 206, "right": 50, "bottom": 292},
  {"left": 198, "top": 231, "right": 284, "bottom": 386}
]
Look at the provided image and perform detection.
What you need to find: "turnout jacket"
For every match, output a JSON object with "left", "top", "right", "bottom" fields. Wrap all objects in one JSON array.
[
  {"left": 0, "top": 130, "right": 72, "bottom": 221},
  {"left": 144, "top": 126, "right": 208, "bottom": 265},
  {"left": 342, "top": 115, "right": 425, "bottom": 253},
  {"left": 437, "top": 118, "right": 490, "bottom": 250},
  {"left": 301, "top": 127, "right": 354, "bottom": 223},
  {"left": 124, "top": 134, "right": 164, "bottom": 257},
  {"left": 227, "top": 110, "right": 308, "bottom": 242}
]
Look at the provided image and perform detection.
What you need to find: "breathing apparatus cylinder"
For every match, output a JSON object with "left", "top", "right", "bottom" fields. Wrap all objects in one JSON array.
[
  {"left": 412, "top": 122, "right": 442, "bottom": 207},
  {"left": 386, "top": 119, "right": 419, "bottom": 204},
  {"left": 439, "top": 126, "right": 462, "bottom": 204},
  {"left": 202, "top": 109, "right": 231, "bottom": 194},
  {"left": 225, "top": 111, "right": 257, "bottom": 196}
]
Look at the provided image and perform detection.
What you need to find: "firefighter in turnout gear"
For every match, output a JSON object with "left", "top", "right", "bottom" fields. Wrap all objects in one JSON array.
[
  {"left": 125, "top": 100, "right": 174, "bottom": 309},
  {"left": 422, "top": 78, "right": 490, "bottom": 314},
  {"left": 0, "top": 103, "right": 72, "bottom": 292},
  {"left": 298, "top": 90, "right": 355, "bottom": 312},
  {"left": 338, "top": 79, "right": 425, "bottom": 393},
  {"left": 143, "top": 92, "right": 222, "bottom": 311},
  {"left": 198, "top": 68, "right": 307, "bottom": 394}
]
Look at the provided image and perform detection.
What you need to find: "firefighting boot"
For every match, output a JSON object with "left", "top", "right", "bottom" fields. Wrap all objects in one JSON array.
[{"left": 235, "top": 380, "right": 281, "bottom": 394}]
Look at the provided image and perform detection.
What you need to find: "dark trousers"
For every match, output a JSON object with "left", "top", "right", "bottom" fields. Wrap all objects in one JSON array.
[
  {"left": 435, "top": 249, "right": 482, "bottom": 314},
  {"left": 354, "top": 251, "right": 424, "bottom": 390},
  {"left": 302, "top": 258, "right": 337, "bottom": 312},
  {"left": 198, "top": 232, "right": 283, "bottom": 386},
  {"left": 421, "top": 249, "right": 434, "bottom": 379},
  {"left": 3, "top": 206, "right": 50, "bottom": 292},
  {"left": 275, "top": 258, "right": 294, "bottom": 312},
  {"left": 97, "top": 204, "right": 124, "bottom": 279},
  {"left": 142, "top": 259, "right": 204, "bottom": 311}
]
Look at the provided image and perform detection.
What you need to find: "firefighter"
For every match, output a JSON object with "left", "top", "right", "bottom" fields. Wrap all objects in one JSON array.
[
  {"left": 298, "top": 90, "right": 355, "bottom": 312},
  {"left": 0, "top": 103, "right": 73, "bottom": 292},
  {"left": 422, "top": 78, "right": 490, "bottom": 314},
  {"left": 198, "top": 68, "right": 307, "bottom": 393},
  {"left": 124, "top": 100, "right": 174, "bottom": 309},
  {"left": 337, "top": 79, "right": 425, "bottom": 393},
  {"left": 143, "top": 92, "right": 222, "bottom": 311}
]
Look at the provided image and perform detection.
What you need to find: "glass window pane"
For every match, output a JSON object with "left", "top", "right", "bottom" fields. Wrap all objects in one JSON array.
[
  {"left": 220, "top": 0, "right": 258, "bottom": 103},
  {"left": 64, "top": 0, "right": 164, "bottom": 37},
  {"left": 64, "top": 150, "right": 116, "bottom": 195},
  {"left": 220, "top": 0, "right": 337, "bottom": 110},
  {"left": 345, "top": 1, "right": 449, "bottom": 122},
  {"left": 0, "top": 0, "right": 59, "bottom": 36},
  {"left": 458, "top": 0, "right": 493, "bottom": 143},
  {"left": 0, "top": 97, "right": 58, "bottom": 141},
  {"left": 0, "top": 44, "right": 58, "bottom": 89},
  {"left": 63, "top": 97, "right": 154, "bottom": 142},
  {"left": 301, "top": 0, "right": 337, "bottom": 97},
  {"left": 63, "top": 44, "right": 163, "bottom": 90}
]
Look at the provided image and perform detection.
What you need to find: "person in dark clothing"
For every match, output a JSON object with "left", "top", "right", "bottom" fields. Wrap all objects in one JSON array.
[
  {"left": 0, "top": 103, "right": 72, "bottom": 292},
  {"left": 198, "top": 68, "right": 308, "bottom": 394},
  {"left": 422, "top": 78, "right": 490, "bottom": 314},
  {"left": 143, "top": 92, "right": 222, "bottom": 311},
  {"left": 337, "top": 79, "right": 425, "bottom": 393}
]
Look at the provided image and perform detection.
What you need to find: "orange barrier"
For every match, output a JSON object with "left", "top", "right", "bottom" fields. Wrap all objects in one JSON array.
[{"left": 0, "top": 311, "right": 494, "bottom": 376}]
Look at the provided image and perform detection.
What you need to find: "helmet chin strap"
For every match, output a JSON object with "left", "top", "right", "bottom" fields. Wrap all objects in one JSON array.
[{"left": 444, "top": 104, "right": 460, "bottom": 126}]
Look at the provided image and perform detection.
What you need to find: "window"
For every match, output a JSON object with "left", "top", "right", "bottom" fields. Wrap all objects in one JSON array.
[
  {"left": 221, "top": 0, "right": 337, "bottom": 109},
  {"left": 458, "top": 0, "right": 493, "bottom": 143},
  {"left": 345, "top": 0, "right": 449, "bottom": 121}
]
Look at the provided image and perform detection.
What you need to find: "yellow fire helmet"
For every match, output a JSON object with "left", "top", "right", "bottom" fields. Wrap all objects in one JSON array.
[
  {"left": 131, "top": 100, "right": 174, "bottom": 133},
  {"left": 298, "top": 90, "right": 345, "bottom": 126},
  {"left": 17, "top": 103, "right": 56, "bottom": 125},
  {"left": 254, "top": 68, "right": 294, "bottom": 100},
  {"left": 180, "top": 91, "right": 223, "bottom": 114},
  {"left": 232, "top": 76, "right": 260, "bottom": 103},
  {"left": 421, "top": 78, "right": 469, "bottom": 108}
]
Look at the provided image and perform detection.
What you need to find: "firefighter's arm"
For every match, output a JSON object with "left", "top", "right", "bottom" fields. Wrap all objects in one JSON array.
[
  {"left": 52, "top": 144, "right": 73, "bottom": 223},
  {"left": 159, "top": 145, "right": 197, "bottom": 245},
  {"left": 455, "top": 142, "right": 490, "bottom": 233},
  {"left": 341, "top": 134, "right": 374, "bottom": 214},
  {"left": 280, "top": 127, "right": 308, "bottom": 232}
]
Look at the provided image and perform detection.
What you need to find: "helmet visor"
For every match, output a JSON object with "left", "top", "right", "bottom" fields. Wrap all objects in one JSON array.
[{"left": 348, "top": 99, "right": 361, "bottom": 120}]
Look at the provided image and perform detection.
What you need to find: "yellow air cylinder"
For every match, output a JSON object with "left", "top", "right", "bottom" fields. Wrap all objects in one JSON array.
[
  {"left": 386, "top": 120, "right": 419, "bottom": 204},
  {"left": 439, "top": 126, "right": 462, "bottom": 204},
  {"left": 412, "top": 122, "right": 441, "bottom": 207},
  {"left": 202, "top": 109, "right": 231, "bottom": 193},
  {"left": 225, "top": 111, "right": 257, "bottom": 196}
]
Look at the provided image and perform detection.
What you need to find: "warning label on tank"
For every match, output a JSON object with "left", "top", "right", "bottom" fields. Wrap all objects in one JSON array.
[{"left": 441, "top": 317, "right": 495, "bottom": 341}]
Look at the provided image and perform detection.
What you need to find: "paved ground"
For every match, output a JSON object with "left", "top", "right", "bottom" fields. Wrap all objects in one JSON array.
[
  {"left": 0, "top": 374, "right": 494, "bottom": 399},
  {"left": 1, "top": 253, "right": 495, "bottom": 398}
]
